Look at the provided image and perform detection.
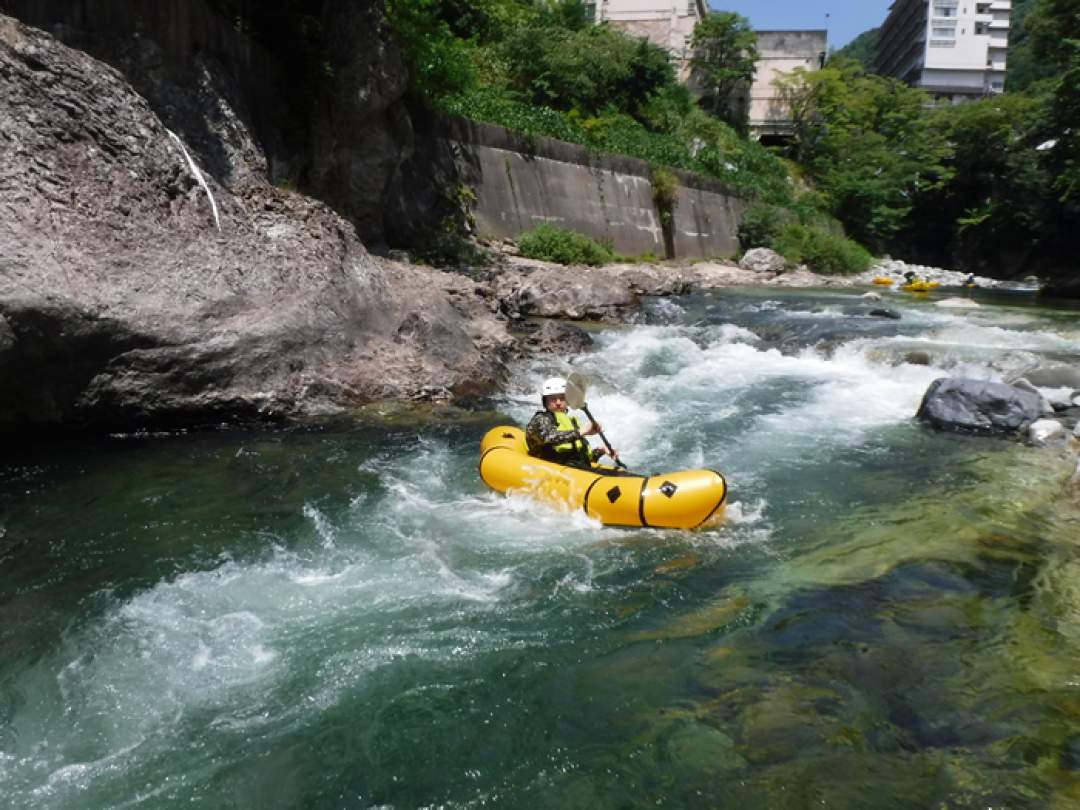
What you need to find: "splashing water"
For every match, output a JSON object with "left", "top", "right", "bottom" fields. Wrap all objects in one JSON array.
[{"left": 2, "top": 286, "right": 1080, "bottom": 808}]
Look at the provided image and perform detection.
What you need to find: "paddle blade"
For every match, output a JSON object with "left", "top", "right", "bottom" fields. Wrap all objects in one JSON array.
[{"left": 565, "top": 372, "right": 587, "bottom": 409}]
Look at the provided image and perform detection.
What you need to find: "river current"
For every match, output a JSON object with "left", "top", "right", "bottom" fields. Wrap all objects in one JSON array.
[{"left": 2, "top": 286, "right": 1079, "bottom": 808}]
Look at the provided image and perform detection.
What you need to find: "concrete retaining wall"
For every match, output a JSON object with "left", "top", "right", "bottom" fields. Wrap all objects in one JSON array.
[{"left": 441, "top": 118, "right": 746, "bottom": 259}]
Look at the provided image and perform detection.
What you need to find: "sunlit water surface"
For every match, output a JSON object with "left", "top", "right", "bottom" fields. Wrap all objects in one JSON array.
[{"left": 2, "top": 287, "right": 1080, "bottom": 808}]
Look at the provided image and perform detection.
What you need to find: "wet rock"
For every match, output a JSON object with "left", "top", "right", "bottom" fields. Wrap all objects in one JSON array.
[
  {"left": 1006, "top": 364, "right": 1080, "bottom": 390},
  {"left": 1009, "top": 379, "right": 1056, "bottom": 415},
  {"left": 1029, "top": 419, "right": 1065, "bottom": 445},
  {"left": 739, "top": 247, "right": 785, "bottom": 275},
  {"left": 861, "top": 291, "right": 882, "bottom": 301},
  {"left": 511, "top": 319, "right": 594, "bottom": 357},
  {"left": 868, "top": 308, "right": 901, "bottom": 320},
  {"left": 916, "top": 378, "right": 1046, "bottom": 435},
  {"left": 904, "top": 351, "right": 933, "bottom": 366},
  {"left": 491, "top": 264, "right": 637, "bottom": 321}
]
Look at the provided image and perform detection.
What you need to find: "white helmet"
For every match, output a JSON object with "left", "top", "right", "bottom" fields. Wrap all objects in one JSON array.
[{"left": 541, "top": 377, "right": 567, "bottom": 400}]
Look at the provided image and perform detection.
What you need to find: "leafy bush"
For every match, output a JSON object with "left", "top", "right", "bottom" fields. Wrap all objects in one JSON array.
[
  {"left": 517, "top": 224, "right": 614, "bottom": 266},
  {"left": 737, "top": 202, "right": 795, "bottom": 251},
  {"left": 771, "top": 223, "right": 872, "bottom": 275}
]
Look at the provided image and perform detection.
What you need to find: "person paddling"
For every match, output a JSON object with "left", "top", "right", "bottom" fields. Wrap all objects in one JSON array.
[{"left": 526, "top": 377, "right": 620, "bottom": 470}]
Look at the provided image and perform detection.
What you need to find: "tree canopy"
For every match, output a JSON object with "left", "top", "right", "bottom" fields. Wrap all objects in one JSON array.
[{"left": 689, "top": 12, "right": 758, "bottom": 134}]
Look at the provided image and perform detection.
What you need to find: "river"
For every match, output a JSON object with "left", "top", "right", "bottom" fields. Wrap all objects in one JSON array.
[{"left": 2, "top": 286, "right": 1079, "bottom": 808}]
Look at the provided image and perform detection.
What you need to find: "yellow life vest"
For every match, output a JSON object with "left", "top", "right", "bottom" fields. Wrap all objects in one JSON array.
[{"left": 552, "top": 410, "right": 589, "bottom": 458}]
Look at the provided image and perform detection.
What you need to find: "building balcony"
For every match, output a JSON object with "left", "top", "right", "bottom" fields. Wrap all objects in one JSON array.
[{"left": 989, "top": 18, "right": 1010, "bottom": 28}]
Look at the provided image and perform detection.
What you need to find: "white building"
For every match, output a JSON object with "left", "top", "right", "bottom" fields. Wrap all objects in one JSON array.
[
  {"left": 589, "top": 0, "right": 709, "bottom": 79},
  {"left": 750, "top": 31, "right": 828, "bottom": 141},
  {"left": 876, "top": 0, "right": 1011, "bottom": 102}
]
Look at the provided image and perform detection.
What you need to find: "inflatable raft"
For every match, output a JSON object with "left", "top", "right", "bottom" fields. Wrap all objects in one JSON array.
[
  {"left": 901, "top": 280, "right": 940, "bottom": 292},
  {"left": 479, "top": 426, "right": 727, "bottom": 529}
]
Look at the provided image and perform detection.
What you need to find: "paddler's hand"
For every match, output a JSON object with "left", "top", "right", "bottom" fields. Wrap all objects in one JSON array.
[
  {"left": 596, "top": 447, "right": 619, "bottom": 462},
  {"left": 583, "top": 421, "right": 601, "bottom": 436}
]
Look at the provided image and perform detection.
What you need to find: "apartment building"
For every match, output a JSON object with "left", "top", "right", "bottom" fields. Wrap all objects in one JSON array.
[
  {"left": 589, "top": 0, "right": 709, "bottom": 78},
  {"left": 876, "top": 0, "right": 1011, "bottom": 102},
  {"left": 750, "top": 30, "right": 828, "bottom": 141}
]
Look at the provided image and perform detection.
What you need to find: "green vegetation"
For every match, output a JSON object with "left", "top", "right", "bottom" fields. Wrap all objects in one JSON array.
[
  {"left": 830, "top": 28, "right": 879, "bottom": 72},
  {"left": 383, "top": 0, "right": 870, "bottom": 273},
  {"left": 516, "top": 223, "right": 615, "bottom": 265},
  {"left": 689, "top": 12, "right": 758, "bottom": 134},
  {"left": 775, "top": 58, "right": 951, "bottom": 251},
  {"left": 775, "top": 0, "right": 1080, "bottom": 280},
  {"left": 736, "top": 202, "right": 871, "bottom": 275}
]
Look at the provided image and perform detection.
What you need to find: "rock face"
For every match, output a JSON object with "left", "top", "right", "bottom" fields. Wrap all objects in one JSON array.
[
  {"left": 1, "top": 0, "right": 441, "bottom": 248},
  {"left": 0, "top": 15, "right": 510, "bottom": 436},
  {"left": 916, "top": 378, "right": 1046, "bottom": 435}
]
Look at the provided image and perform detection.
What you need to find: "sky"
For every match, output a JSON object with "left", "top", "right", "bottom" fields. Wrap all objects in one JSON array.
[{"left": 709, "top": 1, "right": 894, "bottom": 51}]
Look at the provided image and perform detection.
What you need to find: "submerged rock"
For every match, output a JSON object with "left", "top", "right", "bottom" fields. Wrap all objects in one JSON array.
[
  {"left": 868, "top": 308, "right": 901, "bottom": 320},
  {"left": 916, "top": 378, "right": 1046, "bottom": 435}
]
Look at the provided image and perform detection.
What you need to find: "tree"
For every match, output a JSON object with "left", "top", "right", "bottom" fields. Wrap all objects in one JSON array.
[
  {"left": 689, "top": 12, "right": 758, "bottom": 135},
  {"left": 501, "top": 23, "right": 676, "bottom": 118},
  {"left": 1027, "top": 0, "right": 1080, "bottom": 206},
  {"left": 829, "top": 28, "right": 879, "bottom": 72},
  {"left": 772, "top": 58, "right": 951, "bottom": 249}
]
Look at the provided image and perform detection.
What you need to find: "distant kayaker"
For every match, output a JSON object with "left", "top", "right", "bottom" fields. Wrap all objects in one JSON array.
[{"left": 526, "top": 377, "right": 620, "bottom": 469}]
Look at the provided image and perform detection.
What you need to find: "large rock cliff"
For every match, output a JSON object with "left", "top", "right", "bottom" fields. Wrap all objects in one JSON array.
[{"left": 0, "top": 13, "right": 510, "bottom": 436}]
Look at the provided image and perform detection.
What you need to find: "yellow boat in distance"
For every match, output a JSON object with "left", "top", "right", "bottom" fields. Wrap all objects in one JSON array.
[
  {"left": 901, "top": 279, "right": 940, "bottom": 292},
  {"left": 479, "top": 426, "right": 728, "bottom": 530},
  {"left": 872, "top": 276, "right": 895, "bottom": 285}
]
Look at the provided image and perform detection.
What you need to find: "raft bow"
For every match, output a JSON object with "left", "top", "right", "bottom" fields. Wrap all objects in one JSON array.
[{"left": 479, "top": 427, "right": 727, "bottom": 529}]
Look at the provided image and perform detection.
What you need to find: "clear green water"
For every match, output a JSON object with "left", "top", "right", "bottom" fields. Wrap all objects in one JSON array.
[{"left": 2, "top": 287, "right": 1080, "bottom": 808}]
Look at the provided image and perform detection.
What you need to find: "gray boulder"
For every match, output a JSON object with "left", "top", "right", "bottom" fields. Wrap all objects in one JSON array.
[
  {"left": 1006, "top": 364, "right": 1080, "bottom": 390},
  {"left": 916, "top": 378, "right": 1046, "bottom": 435},
  {"left": 739, "top": 248, "right": 786, "bottom": 275},
  {"left": 492, "top": 264, "right": 637, "bottom": 321}
]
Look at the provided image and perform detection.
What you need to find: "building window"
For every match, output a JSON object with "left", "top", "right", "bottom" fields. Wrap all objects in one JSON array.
[
  {"left": 933, "top": 26, "right": 957, "bottom": 36},
  {"left": 930, "top": 39, "right": 957, "bottom": 47}
]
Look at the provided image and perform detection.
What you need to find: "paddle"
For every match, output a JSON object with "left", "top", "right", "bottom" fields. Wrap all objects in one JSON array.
[{"left": 565, "top": 372, "right": 627, "bottom": 469}]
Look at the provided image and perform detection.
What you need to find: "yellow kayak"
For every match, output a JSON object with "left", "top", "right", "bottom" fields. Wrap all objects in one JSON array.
[
  {"left": 872, "top": 276, "right": 895, "bottom": 285},
  {"left": 479, "top": 427, "right": 727, "bottom": 529},
  {"left": 901, "top": 280, "right": 940, "bottom": 291}
]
